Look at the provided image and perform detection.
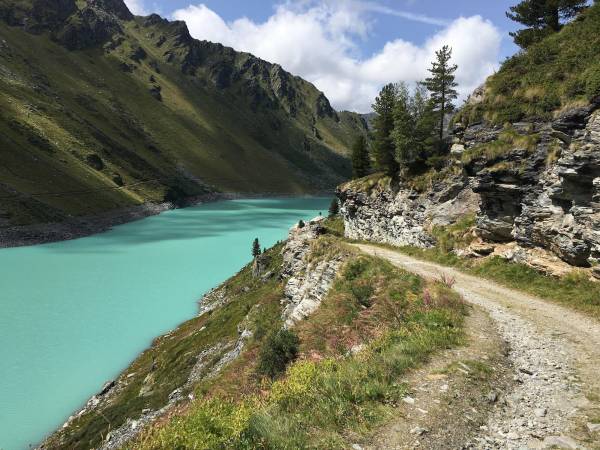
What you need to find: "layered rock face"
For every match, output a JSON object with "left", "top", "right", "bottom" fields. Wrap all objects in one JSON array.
[
  {"left": 338, "top": 176, "right": 479, "bottom": 248},
  {"left": 280, "top": 216, "right": 346, "bottom": 327},
  {"left": 339, "top": 100, "right": 600, "bottom": 270},
  {"left": 466, "top": 104, "right": 600, "bottom": 267}
]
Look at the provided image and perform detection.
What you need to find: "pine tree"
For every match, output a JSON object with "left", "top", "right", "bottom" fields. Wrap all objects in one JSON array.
[
  {"left": 351, "top": 135, "right": 370, "bottom": 179},
  {"left": 371, "top": 83, "right": 399, "bottom": 176},
  {"left": 328, "top": 198, "right": 340, "bottom": 217},
  {"left": 252, "top": 238, "right": 261, "bottom": 258},
  {"left": 392, "top": 82, "right": 417, "bottom": 169},
  {"left": 412, "top": 85, "right": 438, "bottom": 163},
  {"left": 421, "top": 46, "right": 458, "bottom": 145},
  {"left": 507, "top": 0, "right": 587, "bottom": 48}
]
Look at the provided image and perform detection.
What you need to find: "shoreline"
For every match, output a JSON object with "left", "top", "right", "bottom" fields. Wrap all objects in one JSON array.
[{"left": 0, "top": 192, "right": 333, "bottom": 249}]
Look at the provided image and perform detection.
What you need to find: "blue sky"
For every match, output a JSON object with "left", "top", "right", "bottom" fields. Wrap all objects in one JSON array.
[{"left": 125, "top": 1, "right": 523, "bottom": 112}]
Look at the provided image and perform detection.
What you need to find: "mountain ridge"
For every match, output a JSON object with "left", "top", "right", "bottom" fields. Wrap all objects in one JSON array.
[{"left": 0, "top": 0, "right": 367, "bottom": 229}]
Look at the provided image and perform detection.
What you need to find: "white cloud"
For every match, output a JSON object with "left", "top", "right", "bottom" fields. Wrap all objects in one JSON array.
[
  {"left": 124, "top": 0, "right": 148, "bottom": 15},
  {"left": 172, "top": 2, "right": 502, "bottom": 112}
]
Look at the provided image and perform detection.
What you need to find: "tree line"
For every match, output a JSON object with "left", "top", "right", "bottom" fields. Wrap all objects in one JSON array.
[
  {"left": 351, "top": 0, "right": 591, "bottom": 180},
  {"left": 352, "top": 45, "right": 458, "bottom": 178}
]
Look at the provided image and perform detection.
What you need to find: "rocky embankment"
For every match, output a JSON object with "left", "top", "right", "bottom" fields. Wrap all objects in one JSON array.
[
  {"left": 339, "top": 98, "right": 600, "bottom": 277},
  {"left": 41, "top": 216, "right": 345, "bottom": 449}
]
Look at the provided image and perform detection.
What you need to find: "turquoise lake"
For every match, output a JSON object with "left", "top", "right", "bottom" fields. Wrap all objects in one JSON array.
[{"left": 0, "top": 197, "right": 331, "bottom": 450}]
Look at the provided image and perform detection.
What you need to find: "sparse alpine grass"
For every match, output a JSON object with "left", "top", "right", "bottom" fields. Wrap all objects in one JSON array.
[
  {"left": 134, "top": 246, "right": 466, "bottom": 449},
  {"left": 385, "top": 216, "right": 600, "bottom": 320},
  {"left": 456, "top": 3, "right": 600, "bottom": 125}
]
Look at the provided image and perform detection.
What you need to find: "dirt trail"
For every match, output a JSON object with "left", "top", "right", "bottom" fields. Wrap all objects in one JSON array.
[{"left": 355, "top": 244, "right": 600, "bottom": 450}]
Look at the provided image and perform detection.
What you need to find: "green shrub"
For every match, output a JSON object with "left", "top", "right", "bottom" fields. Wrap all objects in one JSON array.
[
  {"left": 458, "top": 3, "right": 600, "bottom": 125},
  {"left": 350, "top": 282, "right": 375, "bottom": 307},
  {"left": 584, "top": 63, "right": 600, "bottom": 99},
  {"left": 257, "top": 329, "right": 300, "bottom": 379},
  {"left": 343, "top": 258, "right": 369, "bottom": 281}
]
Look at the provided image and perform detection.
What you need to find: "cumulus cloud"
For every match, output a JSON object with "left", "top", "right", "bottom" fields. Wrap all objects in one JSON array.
[
  {"left": 124, "top": 0, "right": 148, "bottom": 15},
  {"left": 172, "top": 2, "right": 502, "bottom": 112}
]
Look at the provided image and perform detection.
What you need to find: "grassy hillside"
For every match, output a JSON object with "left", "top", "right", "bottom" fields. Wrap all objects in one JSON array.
[
  {"left": 457, "top": 2, "right": 600, "bottom": 125},
  {"left": 0, "top": 0, "right": 366, "bottom": 227}
]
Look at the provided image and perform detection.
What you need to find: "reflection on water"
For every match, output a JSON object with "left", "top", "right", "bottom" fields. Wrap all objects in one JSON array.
[{"left": 0, "top": 197, "right": 330, "bottom": 450}]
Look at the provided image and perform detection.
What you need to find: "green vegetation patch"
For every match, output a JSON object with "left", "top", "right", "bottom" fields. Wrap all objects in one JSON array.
[
  {"left": 45, "top": 244, "right": 288, "bottom": 450},
  {"left": 456, "top": 3, "right": 600, "bottom": 125},
  {"left": 460, "top": 128, "right": 540, "bottom": 166},
  {"left": 387, "top": 216, "right": 600, "bottom": 320}
]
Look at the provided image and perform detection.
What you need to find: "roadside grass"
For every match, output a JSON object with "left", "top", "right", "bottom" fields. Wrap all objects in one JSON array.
[
  {"left": 134, "top": 247, "right": 466, "bottom": 449},
  {"left": 367, "top": 214, "right": 600, "bottom": 320}
]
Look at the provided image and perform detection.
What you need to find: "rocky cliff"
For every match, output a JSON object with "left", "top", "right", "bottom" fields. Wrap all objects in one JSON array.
[
  {"left": 339, "top": 99, "right": 600, "bottom": 278},
  {"left": 280, "top": 216, "right": 346, "bottom": 327}
]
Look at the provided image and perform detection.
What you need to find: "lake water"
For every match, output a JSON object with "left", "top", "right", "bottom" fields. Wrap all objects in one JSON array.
[{"left": 0, "top": 197, "right": 331, "bottom": 450}]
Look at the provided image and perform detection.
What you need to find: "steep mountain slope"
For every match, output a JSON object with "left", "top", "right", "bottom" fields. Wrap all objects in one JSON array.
[
  {"left": 457, "top": 3, "right": 600, "bottom": 125},
  {"left": 0, "top": 0, "right": 366, "bottom": 228}
]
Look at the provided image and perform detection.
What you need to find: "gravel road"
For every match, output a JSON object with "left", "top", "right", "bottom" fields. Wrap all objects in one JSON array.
[{"left": 355, "top": 244, "right": 600, "bottom": 450}]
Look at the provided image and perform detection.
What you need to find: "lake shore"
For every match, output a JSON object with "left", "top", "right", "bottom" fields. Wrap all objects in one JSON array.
[{"left": 0, "top": 192, "right": 333, "bottom": 249}]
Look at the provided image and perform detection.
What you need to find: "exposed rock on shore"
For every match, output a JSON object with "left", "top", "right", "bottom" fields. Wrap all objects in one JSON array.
[{"left": 281, "top": 216, "right": 347, "bottom": 327}]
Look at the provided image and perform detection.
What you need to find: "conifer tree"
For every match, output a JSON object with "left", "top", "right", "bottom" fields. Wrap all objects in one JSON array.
[
  {"left": 412, "top": 85, "right": 438, "bottom": 162},
  {"left": 252, "top": 238, "right": 261, "bottom": 258},
  {"left": 328, "top": 198, "right": 340, "bottom": 217},
  {"left": 392, "top": 82, "right": 416, "bottom": 169},
  {"left": 351, "top": 135, "right": 370, "bottom": 178},
  {"left": 371, "top": 83, "right": 399, "bottom": 176},
  {"left": 507, "top": 0, "right": 587, "bottom": 48},
  {"left": 422, "top": 46, "right": 458, "bottom": 145}
]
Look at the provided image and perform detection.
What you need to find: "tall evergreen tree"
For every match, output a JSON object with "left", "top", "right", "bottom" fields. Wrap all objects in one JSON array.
[
  {"left": 252, "top": 238, "right": 261, "bottom": 258},
  {"left": 421, "top": 46, "right": 458, "bottom": 145},
  {"left": 371, "top": 83, "right": 399, "bottom": 176},
  {"left": 392, "top": 82, "right": 416, "bottom": 169},
  {"left": 351, "top": 135, "right": 370, "bottom": 178},
  {"left": 412, "top": 85, "right": 438, "bottom": 162},
  {"left": 507, "top": 0, "right": 587, "bottom": 48}
]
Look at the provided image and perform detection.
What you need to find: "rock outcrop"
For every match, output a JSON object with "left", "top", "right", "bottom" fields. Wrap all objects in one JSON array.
[
  {"left": 280, "top": 216, "right": 346, "bottom": 327},
  {"left": 338, "top": 175, "right": 479, "bottom": 248},
  {"left": 339, "top": 99, "right": 600, "bottom": 274},
  {"left": 468, "top": 103, "right": 600, "bottom": 268}
]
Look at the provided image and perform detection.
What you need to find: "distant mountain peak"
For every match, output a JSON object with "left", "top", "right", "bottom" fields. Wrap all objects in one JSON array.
[{"left": 87, "top": 0, "right": 133, "bottom": 20}]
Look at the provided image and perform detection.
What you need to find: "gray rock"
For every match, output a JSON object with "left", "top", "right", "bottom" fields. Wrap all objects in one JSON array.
[
  {"left": 451, "top": 143, "right": 466, "bottom": 154},
  {"left": 403, "top": 396, "right": 416, "bottom": 405},
  {"left": 486, "top": 392, "right": 498, "bottom": 403},
  {"left": 280, "top": 218, "right": 344, "bottom": 327},
  {"left": 542, "top": 435, "right": 581, "bottom": 449},
  {"left": 587, "top": 422, "right": 600, "bottom": 433},
  {"left": 338, "top": 176, "right": 479, "bottom": 248}
]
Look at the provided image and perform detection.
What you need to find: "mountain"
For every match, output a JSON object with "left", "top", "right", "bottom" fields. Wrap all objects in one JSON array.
[{"left": 0, "top": 0, "right": 367, "bottom": 228}]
